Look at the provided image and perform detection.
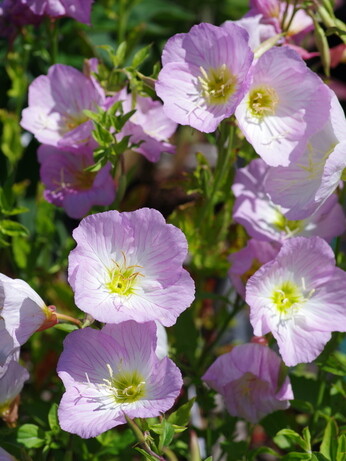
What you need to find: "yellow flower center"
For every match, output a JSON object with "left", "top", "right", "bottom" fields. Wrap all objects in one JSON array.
[
  {"left": 248, "top": 86, "right": 279, "bottom": 118},
  {"left": 111, "top": 370, "right": 146, "bottom": 403},
  {"left": 271, "top": 281, "right": 304, "bottom": 314},
  {"left": 63, "top": 113, "right": 89, "bottom": 132},
  {"left": 198, "top": 64, "right": 237, "bottom": 105},
  {"left": 106, "top": 252, "right": 143, "bottom": 296},
  {"left": 273, "top": 212, "right": 304, "bottom": 236}
]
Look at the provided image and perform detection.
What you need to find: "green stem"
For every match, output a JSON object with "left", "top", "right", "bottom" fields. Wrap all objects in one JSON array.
[
  {"left": 48, "top": 19, "right": 58, "bottom": 64},
  {"left": 283, "top": 0, "right": 299, "bottom": 34},
  {"left": 125, "top": 416, "right": 166, "bottom": 461},
  {"left": 55, "top": 312, "right": 82, "bottom": 327},
  {"left": 197, "top": 118, "right": 235, "bottom": 228},
  {"left": 197, "top": 295, "right": 243, "bottom": 370},
  {"left": 117, "top": 0, "right": 128, "bottom": 43}
]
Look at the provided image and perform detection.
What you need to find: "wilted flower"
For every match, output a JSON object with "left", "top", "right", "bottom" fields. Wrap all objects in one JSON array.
[
  {"left": 68, "top": 208, "right": 195, "bottom": 325},
  {"left": 0, "top": 274, "right": 57, "bottom": 366},
  {"left": 0, "top": 360, "right": 29, "bottom": 425},
  {"left": 38, "top": 145, "right": 116, "bottom": 219},
  {"left": 265, "top": 90, "right": 346, "bottom": 219},
  {"left": 203, "top": 343, "right": 293, "bottom": 423},
  {"left": 21, "top": 64, "right": 105, "bottom": 150},
  {"left": 57, "top": 320, "right": 183, "bottom": 438},
  {"left": 156, "top": 22, "right": 253, "bottom": 132},
  {"left": 246, "top": 237, "right": 346, "bottom": 366},
  {"left": 233, "top": 158, "right": 346, "bottom": 242},
  {"left": 235, "top": 46, "right": 331, "bottom": 167}
]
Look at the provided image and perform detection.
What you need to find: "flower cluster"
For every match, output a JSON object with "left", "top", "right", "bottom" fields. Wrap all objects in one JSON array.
[{"left": 56, "top": 208, "right": 194, "bottom": 436}]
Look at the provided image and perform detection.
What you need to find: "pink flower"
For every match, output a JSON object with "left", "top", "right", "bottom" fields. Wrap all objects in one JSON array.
[
  {"left": 233, "top": 158, "right": 346, "bottom": 242},
  {"left": 0, "top": 360, "right": 29, "bottom": 419},
  {"left": 21, "top": 64, "right": 105, "bottom": 150},
  {"left": 25, "top": 0, "right": 93, "bottom": 24},
  {"left": 265, "top": 90, "right": 346, "bottom": 219},
  {"left": 235, "top": 47, "right": 331, "bottom": 166},
  {"left": 118, "top": 91, "right": 177, "bottom": 162},
  {"left": 156, "top": 22, "right": 253, "bottom": 132},
  {"left": 203, "top": 343, "right": 293, "bottom": 423},
  {"left": 229, "top": 239, "right": 280, "bottom": 298},
  {"left": 38, "top": 145, "right": 116, "bottom": 219},
  {"left": 0, "top": 274, "right": 57, "bottom": 366},
  {"left": 57, "top": 320, "right": 183, "bottom": 438},
  {"left": 246, "top": 237, "right": 346, "bottom": 366},
  {"left": 68, "top": 208, "right": 195, "bottom": 326}
]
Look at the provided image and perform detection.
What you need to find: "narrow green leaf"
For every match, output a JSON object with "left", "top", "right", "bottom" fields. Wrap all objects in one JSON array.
[
  {"left": 134, "top": 447, "right": 157, "bottom": 460},
  {"left": 158, "top": 420, "right": 175, "bottom": 451},
  {"left": 337, "top": 434, "right": 346, "bottom": 461},
  {"left": 48, "top": 403, "right": 59, "bottom": 433},
  {"left": 131, "top": 44, "right": 152, "bottom": 69},
  {"left": 168, "top": 398, "right": 196, "bottom": 427},
  {"left": 320, "top": 419, "right": 338, "bottom": 460},
  {"left": 0, "top": 220, "right": 29, "bottom": 237}
]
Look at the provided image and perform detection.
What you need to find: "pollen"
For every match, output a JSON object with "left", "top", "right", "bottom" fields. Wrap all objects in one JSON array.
[
  {"left": 198, "top": 64, "right": 237, "bottom": 105},
  {"left": 271, "top": 281, "right": 304, "bottom": 314},
  {"left": 105, "top": 252, "right": 143, "bottom": 296},
  {"left": 248, "top": 86, "right": 279, "bottom": 119}
]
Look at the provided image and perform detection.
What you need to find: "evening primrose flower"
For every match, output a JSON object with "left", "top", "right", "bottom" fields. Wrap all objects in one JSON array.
[
  {"left": 0, "top": 274, "right": 57, "bottom": 366},
  {"left": 38, "top": 145, "right": 116, "bottom": 219},
  {"left": 57, "top": 321, "right": 183, "bottom": 438},
  {"left": 228, "top": 239, "right": 280, "bottom": 298},
  {"left": 118, "top": 91, "right": 177, "bottom": 162},
  {"left": 156, "top": 22, "right": 253, "bottom": 132},
  {"left": 20, "top": 64, "right": 105, "bottom": 150},
  {"left": 246, "top": 237, "right": 346, "bottom": 366},
  {"left": 0, "top": 360, "right": 29, "bottom": 423},
  {"left": 24, "top": 0, "right": 93, "bottom": 24},
  {"left": 235, "top": 46, "right": 331, "bottom": 166},
  {"left": 233, "top": 158, "right": 346, "bottom": 242},
  {"left": 68, "top": 208, "right": 195, "bottom": 325},
  {"left": 203, "top": 343, "right": 293, "bottom": 423},
  {"left": 265, "top": 90, "right": 346, "bottom": 220}
]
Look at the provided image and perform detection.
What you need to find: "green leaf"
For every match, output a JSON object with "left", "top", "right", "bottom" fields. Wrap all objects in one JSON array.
[
  {"left": 17, "top": 424, "right": 46, "bottom": 448},
  {"left": 158, "top": 420, "right": 175, "bottom": 451},
  {"left": 168, "top": 398, "right": 196, "bottom": 427},
  {"left": 281, "top": 453, "right": 311, "bottom": 460},
  {"left": 249, "top": 446, "right": 281, "bottom": 461},
  {"left": 0, "top": 220, "right": 29, "bottom": 237},
  {"left": 318, "top": 352, "right": 346, "bottom": 376},
  {"left": 48, "top": 403, "right": 59, "bottom": 433},
  {"left": 131, "top": 44, "right": 152, "bottom": 69},
  {"left": 303, "top": 427, "right": 311, "bottom": 452},
  {"left": 113, "top": 41, "right": 127, "bottom": 67},
  {"left": 0, "top": 110, "right": 23, "bottom": 167},
  {"left": 320, "top": 419, "right": 338, "bottom": 460},
  {"left": 311, "top": 454, "right": 330, "bottom": 461},
  {"left": 276, "top": 429, "right": 310, "bottom": 452},
  {"left": 337, "top": 434, "right": 346, "bottom": 461}
]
